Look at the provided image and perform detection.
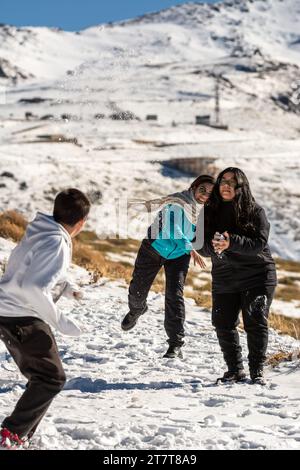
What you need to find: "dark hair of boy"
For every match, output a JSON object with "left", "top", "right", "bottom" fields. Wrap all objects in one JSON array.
[{"left": 53, "top": 188, "right": 91, "bottom": 226}]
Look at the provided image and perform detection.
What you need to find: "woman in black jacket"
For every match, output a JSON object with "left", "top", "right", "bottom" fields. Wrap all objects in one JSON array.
[{"left": 199, "top": 167, "right": 277, "bottom": 384}]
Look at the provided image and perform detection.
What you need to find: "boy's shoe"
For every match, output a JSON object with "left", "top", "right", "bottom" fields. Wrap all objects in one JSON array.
[
  {"left": 163, "top": 345, "right": 183, "bottom": 359},
  {"left": 0, "top": 427, "right": 26, "bottom": 449},
  {"left": 216, "top": 369, "right": 247, "bottom": 384},
  {"left": 121, "top": 306, "right": 148, "bottom": 331},
  {"left": 250, "top": 369, "right": 266, "bottom": 385}
]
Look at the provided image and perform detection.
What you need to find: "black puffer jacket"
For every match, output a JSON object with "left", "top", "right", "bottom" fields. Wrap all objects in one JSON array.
[{"left": 198, "top": 201, "right": 277, "bottom": 293}]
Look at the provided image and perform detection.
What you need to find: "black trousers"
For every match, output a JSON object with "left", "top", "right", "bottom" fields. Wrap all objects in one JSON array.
[
  {"left": 128, "top": 239, "right": 190, "bottom": 346},
  {"left": 0, "top": 316, "right": 66, "bottom": 438},
  {"left": 212, "top": 286, "right": 276, "bottom": 373}
]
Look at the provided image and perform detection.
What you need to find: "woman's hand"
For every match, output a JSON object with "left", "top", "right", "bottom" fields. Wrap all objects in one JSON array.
[
  {"left": 191, "top": 250, "right": 207, "bottom": 269},
  {"left": 212, "top": 231, "right": 230, "bottom": 254}
]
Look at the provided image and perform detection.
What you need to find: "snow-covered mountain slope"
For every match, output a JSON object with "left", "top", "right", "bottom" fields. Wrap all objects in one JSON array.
[
  {"left": 125, "top": 0, "right": 300, "bottom": 65},
  {"left": 0, "top": 0, "right": 300, "bottom": 261},
  {"left": 0, "top": 238, "right": 299, "bottom": 450},
  {"left": 1, "top": 0, "right": 300, "bottom": 79}
]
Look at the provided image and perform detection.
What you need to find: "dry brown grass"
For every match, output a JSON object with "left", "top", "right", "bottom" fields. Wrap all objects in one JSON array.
[
  {"left": 73, "top": 239, "right": 166, "bottom": 291},
  {"left": 73, "top": 241, "right": 107, "bottom": 276},
  {"left": 73, "top": 239, "right": 134, "bottom": 283},
  {"left": 75, "top": 231, "right": 167, "bottom": 291},
  {"left": 0, "top": 210, "right": 27, "bottom": 242},
  {"left": 279, "top": 276, "right": 300, "bottom": 286},
  {"left": 77, "top": 230, "right": 99, "bottom": 243},
  {"left": 189, "top": 292, "right": 212, "bottom": 310},
  {"left": 267, "top": 349, "right": 300, "bottom": 367},
  {"left": 275, "top": 257, "right": 300, "bottom": 273},
  {"left": 238, "top": 311, "right": 300, "bottom": 340},
  {"left": 78, "top": 231, "right": 140, "bottom": 250},
  {"left": 276, "top": 285, "right": 300, "bottom": 302},
  {"left": 275, "top": 259, "right": 300, "bottom": 305},
  {"left": 276, "top": 269, "right": 300, "bottom": 303},
  {"left": 269, "top": 311, "right": 300, "bottom": 339}
]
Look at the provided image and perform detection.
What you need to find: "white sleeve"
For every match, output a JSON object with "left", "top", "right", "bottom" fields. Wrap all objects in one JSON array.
[
  {"left": 22, "top": 237, "right": 82, "bottom": 336},
  {"left": 54, "top": 278, "right": 81, "bottom": 301}
]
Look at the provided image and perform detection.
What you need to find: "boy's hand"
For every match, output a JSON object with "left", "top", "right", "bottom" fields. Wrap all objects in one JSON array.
[
  {"left": 73, "top": 290, "right": 84, "bottom": 301},
  {"left": 191, "top": 250, "right": 206, "bottom": 269}
]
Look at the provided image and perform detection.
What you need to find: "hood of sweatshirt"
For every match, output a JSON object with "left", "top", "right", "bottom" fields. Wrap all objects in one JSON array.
[
  {"left": 25, "top": 212, "right": 72, "bottom": 249},
  {"left": 0, "top": 212, "right": 81, "bottom": 336}
]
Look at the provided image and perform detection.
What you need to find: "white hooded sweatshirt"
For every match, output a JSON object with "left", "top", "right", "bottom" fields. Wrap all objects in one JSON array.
[{"left": 0, "top": 212, "right": 82, "bottom": 336}]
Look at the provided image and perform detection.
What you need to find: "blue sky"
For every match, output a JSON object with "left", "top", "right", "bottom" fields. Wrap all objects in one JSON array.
[{"left": 0, "top": 0, "right": 217, "bottom": 31}]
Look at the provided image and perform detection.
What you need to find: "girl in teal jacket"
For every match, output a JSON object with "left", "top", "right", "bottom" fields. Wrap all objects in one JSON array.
[{"left": 121, "top": 174, "right": 215, "bottom": 358}]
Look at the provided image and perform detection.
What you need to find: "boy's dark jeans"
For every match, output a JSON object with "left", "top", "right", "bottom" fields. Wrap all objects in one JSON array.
[
  {"left": 0, "top": 316, "right": 66, "bottom": 438},
  {"left": 128, "top": 239, "right": 190, "bottom": 346}
]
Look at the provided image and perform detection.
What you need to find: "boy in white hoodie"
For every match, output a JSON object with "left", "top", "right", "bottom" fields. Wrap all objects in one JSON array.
[{"left": 0, "top": 188, "right": 91, "bottom": 448}]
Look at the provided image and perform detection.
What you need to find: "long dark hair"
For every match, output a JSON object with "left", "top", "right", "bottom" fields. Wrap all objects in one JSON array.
[
  {"left": 189, "top": 174, "right": 215, "bottom": 192},
  {"left": 207, "top": 167, "right": 257, "bottom": 234}
]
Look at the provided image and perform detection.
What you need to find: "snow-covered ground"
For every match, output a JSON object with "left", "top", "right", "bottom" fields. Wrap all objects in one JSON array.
[{"left": 0, "top": 237, "right": 299, "bottom": 450}]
